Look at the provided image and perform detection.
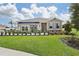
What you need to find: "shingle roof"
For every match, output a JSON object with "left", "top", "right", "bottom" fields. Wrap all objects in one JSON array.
[{"left": 17, "top": 18, "right": 62, "bottom": 23}]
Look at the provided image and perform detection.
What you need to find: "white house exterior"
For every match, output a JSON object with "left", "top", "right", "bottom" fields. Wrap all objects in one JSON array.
[{"left": 16, "top": 18, "right": 63, "bottom": 34}]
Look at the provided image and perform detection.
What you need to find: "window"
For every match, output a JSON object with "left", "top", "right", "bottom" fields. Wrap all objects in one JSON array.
[
  {"left": 34, "top": 25, "right": 37, "bottom": 29},
  {"left": 22, "top": 27, "right": 25, "bottom": 31},
  {"left": 30, "top": 25, "right": 37, "bottom": 32},
  {"left": 49, "top": 26, "right": 52, "bottom": 28},
  {"left": 25, "top": 26, "right": 28, "bottom": 31},
  {"left": 56, "top": 23, "right": 59, "bottom": 28},
  {"left": 49, "top": 22, "right": 53, "bottom": 29}
]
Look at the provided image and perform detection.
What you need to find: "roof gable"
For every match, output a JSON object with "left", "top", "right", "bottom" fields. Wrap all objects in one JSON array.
[{"left": 50, "top": 18, "right": 63, "bottom": 22}]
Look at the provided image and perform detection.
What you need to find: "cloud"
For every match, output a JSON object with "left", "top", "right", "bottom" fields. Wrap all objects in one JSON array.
[
  {"left": 0, "top": 3, "right": 35, "bottom": 23},
  {"left": 21, "top": 8, "right": 34, "bottom": 18},
  {"left": 47, "top": 5, "right": 58, "bottom": 18},
  {"left": 30, "top": 4, "right": 58, "bottom": 18},
  {"left": 39, "top": 7, "right": 50, "bottom": 18},
  {"left": 0, "top": 3, "right": 58, "bottom": 20},
  {"left": 0, "top": 3, "right": 69, "bottom": 24},
  {"left": 31, "top": 4, "right": 41, "bottom": 14},
  {"left": 10, "top": 7, "right": 34, "bottom": 23},
  {"left": 58, "top": 13, "right": 71, "bottom": 24},
  {"left": 48, "top": 6, "right": 57, "bottom": 12},
  {"left": 0, "top": 3, "right": 18, "bottom": 17},
  {"left": 10, "top": 13, "right": 25, "bottom": 22}
]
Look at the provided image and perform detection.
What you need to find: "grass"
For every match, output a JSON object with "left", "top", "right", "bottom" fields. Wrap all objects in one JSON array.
[
  {"left": 0, "top": 35, "right": 79, "bottom": 56},
  {"left": 71, "top": 29, "right": 79, "bottom": 36}
]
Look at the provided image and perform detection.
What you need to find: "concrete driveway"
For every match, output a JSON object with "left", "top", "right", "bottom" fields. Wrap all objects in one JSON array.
[{"left": 0, "top": 47, "right": 37, "bottom": 56}]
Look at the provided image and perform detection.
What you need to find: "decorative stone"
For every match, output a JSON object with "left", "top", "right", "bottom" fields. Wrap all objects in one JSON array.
[
  {"left": 36, "top": 33, "right": 39, "bottom": 35},
  {"left": 41, "top": 33, "right": 44, "bottom": 35},
  {"left": 19, "top": 34, "right": 22, "bottom": 35},
  {"left": 6, "top": 33, "right": 9, "bottom": 35},
  {"left": 14, "top": 33, "right": 17, "bottom": 35},
  {"left": 10, "top": 33, "right": 13, "bottom": 35},
  {"left": 45, "top": 33, "right": 48, "bottom": 35},
  {"left": 23, "top": 33, "right": 26, "bottom": 35},
  {"left": 27, "top": 33, "right": 30, "bottom": 35},
  {"left": 31, "top": 33, "right": 35, "bottom": 35},
  {"left": 3, "top": 33, "right": 5, "bottom": 35}
]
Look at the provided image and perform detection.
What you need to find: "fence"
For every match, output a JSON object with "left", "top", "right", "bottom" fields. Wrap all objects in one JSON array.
[{"left": 0, "top": 32, "right": 49, "bottom": 36}]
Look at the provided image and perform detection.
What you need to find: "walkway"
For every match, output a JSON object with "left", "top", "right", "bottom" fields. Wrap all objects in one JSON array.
[{"left": 0, "top": 47, "right": 37, "bottom": 56}]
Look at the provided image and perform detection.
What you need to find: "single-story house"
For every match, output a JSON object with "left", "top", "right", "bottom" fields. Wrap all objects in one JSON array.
[
  {"left": 0, "top": 24, "right": 8, "bottom": 32},
  {"left": 16, "top": 18, "right": 63, "bottom": 34},
  {"left": 0, "top": 24, "right": 7, "bottom": 30}
]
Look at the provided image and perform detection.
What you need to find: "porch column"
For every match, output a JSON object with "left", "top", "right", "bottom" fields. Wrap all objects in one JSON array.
[{"left": 28, "top": 25, "right": 31, "bottom": 32}]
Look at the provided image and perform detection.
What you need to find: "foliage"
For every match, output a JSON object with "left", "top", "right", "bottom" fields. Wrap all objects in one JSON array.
[
  {"left": 63, "top": 21, "right": 72, "bottom": 34},
  {"left": 70, "top": 3, "right": 79, "bottom": 31},
  {"left": 9, "top": 20, "right": 14, "bottom": 29}
]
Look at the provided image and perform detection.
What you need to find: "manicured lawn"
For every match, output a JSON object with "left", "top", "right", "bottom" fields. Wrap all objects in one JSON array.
[
  {"left": 0, "top": 35, "right": 79, "bottom": 56},
  {"left": 71, "top": 28, "right": 79, "bottom": 36}
]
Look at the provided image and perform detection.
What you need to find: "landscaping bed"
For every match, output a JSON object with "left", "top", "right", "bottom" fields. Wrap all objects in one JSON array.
[{"left": 62, "top": 36, "right": 79, "bottom": 50}]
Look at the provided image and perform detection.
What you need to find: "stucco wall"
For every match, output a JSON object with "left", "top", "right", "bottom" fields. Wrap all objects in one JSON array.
[
  {"left": 17, "top": 23, "right": 41, "bottom": 32},
  {"left": 47, "top": 20, "right": 62, "bottom": 30},
  {"left": 17, "top": 19, "right": 62, "bottom": 32}
]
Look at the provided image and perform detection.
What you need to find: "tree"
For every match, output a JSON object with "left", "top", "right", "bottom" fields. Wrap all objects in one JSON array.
[
  {"left": 9, "top": 20, "right": 13, "bottom": 30},
  {"left": 69, "top": 3, "right": 79, "bottom": 31},
  {"left": 64, "top": 21, "right": 72, "bottom": 34}
]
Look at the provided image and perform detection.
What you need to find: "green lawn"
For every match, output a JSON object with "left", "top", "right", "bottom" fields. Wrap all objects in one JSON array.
[
  {"left": 71, "top": 28, "right": 79, "bottom": 36},
  {"left": 0, "top": 35, "right": 79, "bottom": 56}
]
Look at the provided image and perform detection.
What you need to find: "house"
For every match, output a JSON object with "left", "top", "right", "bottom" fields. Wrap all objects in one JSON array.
[
  {"left": 0, "top": 24, "right": 7, "bottom": 30},
  {"left": 16, "top": 18, "right": 63, "bottom": 34},
  {"left": 0, "top": 24, "right": 8, "bottom": 32}
]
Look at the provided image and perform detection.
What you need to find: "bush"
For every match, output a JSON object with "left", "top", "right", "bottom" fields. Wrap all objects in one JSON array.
[{"left": 64, "top": 21, "right": 72, "bottom": 35}]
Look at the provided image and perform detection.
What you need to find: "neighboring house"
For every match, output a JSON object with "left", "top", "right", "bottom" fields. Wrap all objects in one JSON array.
[
  {"left": 0, "top": 24, "right": 6, "bottom": 30},
  {"left": 16, "top": 18, "right": 63, "bottom": 34},
  {"left": 0, "top": 24, "right": 14, "bottom": 31},
  {"left": 0, "top": 24, "right": 7, "bottom": 32}
]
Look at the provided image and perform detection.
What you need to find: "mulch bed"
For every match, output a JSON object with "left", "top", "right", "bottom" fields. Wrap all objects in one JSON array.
[{"left": 62, "top": 36, "right": 79, "bottom": 50}]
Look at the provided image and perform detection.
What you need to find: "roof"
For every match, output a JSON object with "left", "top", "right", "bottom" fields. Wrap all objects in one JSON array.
[
  {"left": 17, "top": 18, "right": 49, "bottom": 22},
  {"left": 0, "top": 24, "right": 7, "bottom": 27},
  {"left": 17, "top": 18, "right": 63, "bottom": 23},
  {"left": 50, "top": 18, "right": 63, "bottom": 22}
]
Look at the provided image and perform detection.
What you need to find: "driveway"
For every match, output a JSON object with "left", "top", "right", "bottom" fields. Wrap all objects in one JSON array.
[{"left": 0, "top": 47, "right": 37, "bottom": 56}]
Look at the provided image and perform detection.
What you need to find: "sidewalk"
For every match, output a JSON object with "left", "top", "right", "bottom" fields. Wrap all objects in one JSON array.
[{"left": 0, "top": 47, "right": 37, "bottom": 56}]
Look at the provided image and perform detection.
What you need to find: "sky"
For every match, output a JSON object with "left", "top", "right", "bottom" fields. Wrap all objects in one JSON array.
[{"left": 0, "top": 3, "right": 70, "bottom": 26}]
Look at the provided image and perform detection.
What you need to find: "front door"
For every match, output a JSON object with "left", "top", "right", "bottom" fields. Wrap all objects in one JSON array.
[{"left": 41, "top": 23, "right": 47, "bottom": 32}]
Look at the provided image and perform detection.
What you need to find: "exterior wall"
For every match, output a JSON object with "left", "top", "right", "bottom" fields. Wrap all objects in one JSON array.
[
  {"left": 0, "top": 26, "right": 5, "bottom": 30},
  {"left": 17, "top": 19, "right": 62, "bottom": 34},
  {"left": 17, "top": 23, "right": 41, "bottom": 32},
  {"left": 47, "top": 20, "right": 62, "bottom": 30},
  {"left": 0, "top": 25, "right": 6, "bottom": 32},
  {"left": 47, "top": 20, "right": 62, "bottom": 34}
]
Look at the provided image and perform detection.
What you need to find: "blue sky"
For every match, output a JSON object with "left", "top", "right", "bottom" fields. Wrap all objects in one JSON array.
[
  {"left": 16, "top": 3, "right": 69, "bottom": 14},
  {"left": 0, "top": 3, "right": 69, "bottom": 26}
]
